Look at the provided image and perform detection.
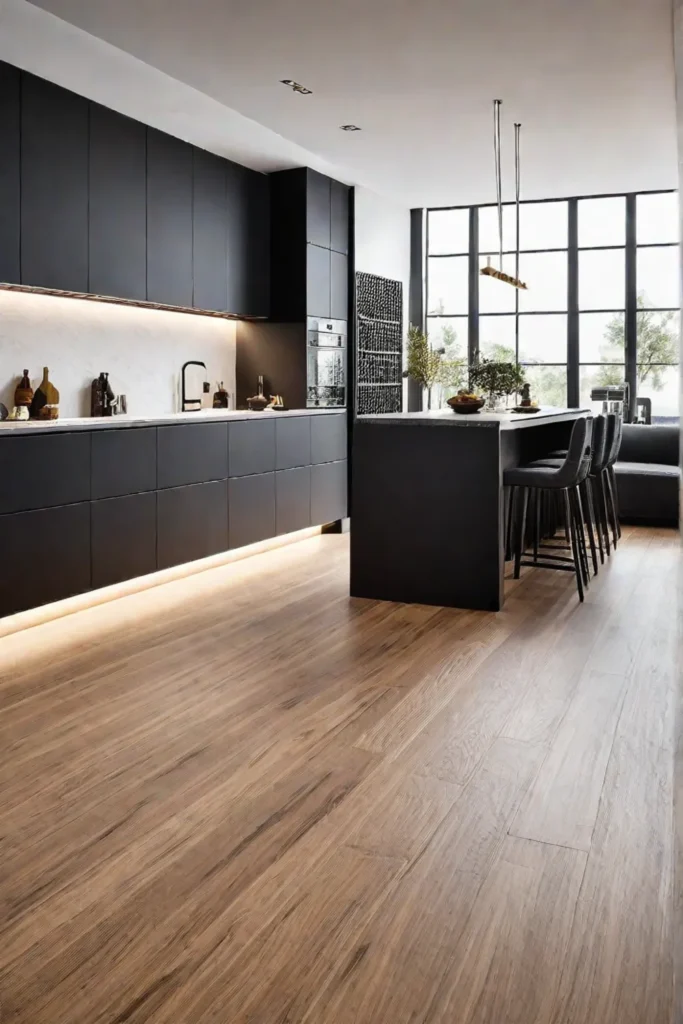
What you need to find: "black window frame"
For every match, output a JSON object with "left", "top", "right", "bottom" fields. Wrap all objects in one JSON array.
[{"left": 424, "top": 188, "right": 679, "bottom": 419}]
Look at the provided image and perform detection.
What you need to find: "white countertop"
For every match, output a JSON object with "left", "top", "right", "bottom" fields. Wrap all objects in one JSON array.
[
  {"left": 357, "top": 407, "right": 591, "bottom": 429},
  {"left": 0, "top": 407, "right": 344, "bottom": 436}
]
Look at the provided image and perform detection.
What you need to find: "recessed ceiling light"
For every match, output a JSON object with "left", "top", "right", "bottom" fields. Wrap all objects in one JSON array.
[
  {"left": 340, "top": 124, "right": 362, "bottom": 131},
  {"left": 280, "top": 80, "right": 312, "bottom": 95}
]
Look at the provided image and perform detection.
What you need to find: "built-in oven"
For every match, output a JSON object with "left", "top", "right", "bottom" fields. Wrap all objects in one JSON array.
[{"left": 307, "top": 317, "right": 346, "bottom": 407}]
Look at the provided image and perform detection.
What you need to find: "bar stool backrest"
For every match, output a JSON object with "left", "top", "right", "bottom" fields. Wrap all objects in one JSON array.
[
  {"left": 606, "top": 413, "right": 623, "bottom": 468},
  {"left": 590, "top": 415, "right": 608, "bottom": 473},
  {"left": 554, "top": 416, "right": 590, "bottom": 487},
  {"left": 597, "top": 413, "right": 617, "bottom": 475}
]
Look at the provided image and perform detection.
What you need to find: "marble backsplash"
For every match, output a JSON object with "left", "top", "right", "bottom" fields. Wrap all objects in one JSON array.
[{"left": 0, "top": 290, "right": 237, "bottom": 418}]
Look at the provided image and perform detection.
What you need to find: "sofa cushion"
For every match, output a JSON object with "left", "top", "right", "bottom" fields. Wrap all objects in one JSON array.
[
  {"left": 618, "top": 424, "right": 679, "bottom": 466},
  {"left": 614, "top": 461, "right": 681, "bottom": 479},
  {"left": 614, "top": 459, "right": 680, "bottom": 523}
]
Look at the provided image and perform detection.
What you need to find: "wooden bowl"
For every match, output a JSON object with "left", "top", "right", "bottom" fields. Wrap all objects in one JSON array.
[{"left": 447, "top": 397, "right": 485, "bottom": 415}]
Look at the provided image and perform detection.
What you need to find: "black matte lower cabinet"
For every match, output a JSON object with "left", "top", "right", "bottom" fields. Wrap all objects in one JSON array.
[
  {"left": 91, "top": 427, "right": 156, "bottom": 500},
  {"left": 229, "top": 418, "right": 275, "bottom": 477},
  {"left": 311, "top": 461, "right": 347, "bottom": 525},
  {"left": 157, "top": 481, "right": 228, "bottom": 570},
  {"left": 92, "top": 492, "right": 157, "bottom": 588},
  {"left": 229, "top": 473, "right": 276, "bottom": 548},
  {"left": 276, "top": 467, "right": 311, "bottom": 535},
  {"left": 157, "top": 422, "right": 229, "bottom": 490},
  {"left": 0, "top": 502, "right": 91, "bottom": 617},
  {"left": 276, "top": 415, "right": 311, "bottom": 470},
  {"left": 0, "top": 432, "right": 91, "bottom": 515},
  {"left": 311, "top": 414, "right": 347, "bottom": 465}
]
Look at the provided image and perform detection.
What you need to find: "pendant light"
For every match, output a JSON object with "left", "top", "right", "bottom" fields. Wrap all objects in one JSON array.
[{"left": 480, "top": 99, "right": 528, "bottom": 291}]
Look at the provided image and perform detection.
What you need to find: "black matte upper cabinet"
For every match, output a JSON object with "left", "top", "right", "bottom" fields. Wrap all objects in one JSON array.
[
  {"left": 307, "top": 244, "right": 331, "bottom": 319},
  {"left": 0, "top": 61, "right": 20, "bottom": 283},
  {"left": 147, "top": 129, "right": 193, "bottom": 307},
  {"left": 330, "top": 180, "right": 349, "bottom": 255},
  {"left": 193, "top": 148, "right": 228, "bottom": 312},
  {"left": 306, "top": 170, "right": 331, "bottom": 249},
  {"left": 0, "top": 502, "right": 91, "bottom": 617},
  {"left": 330, "top": 251, "right": 348, "bottom": 321},
  {"left": 21, "top": 74, "right": 88, "bottom": 292},
  {"left": 89, "top": 104, "right": 147, "bottom": 301}
]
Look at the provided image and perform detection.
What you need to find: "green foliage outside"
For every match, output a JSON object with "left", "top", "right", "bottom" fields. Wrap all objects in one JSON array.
[{"left": 404, "top": 323, "right": 465, "bottom": 408}]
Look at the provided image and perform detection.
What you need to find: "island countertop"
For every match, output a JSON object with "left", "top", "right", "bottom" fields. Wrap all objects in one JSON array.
[{"left": 357, "top": 406, "right": 590, "bottom": 429}]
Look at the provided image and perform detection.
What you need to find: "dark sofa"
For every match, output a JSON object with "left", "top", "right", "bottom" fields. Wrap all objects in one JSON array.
[{"left": 615, "top": 424, "right": 680, "bottom": 525}]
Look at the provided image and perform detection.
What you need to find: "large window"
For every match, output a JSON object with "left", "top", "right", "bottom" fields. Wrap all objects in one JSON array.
[{"left": 426, "top": 190, "right": 680, "bottom": 422}]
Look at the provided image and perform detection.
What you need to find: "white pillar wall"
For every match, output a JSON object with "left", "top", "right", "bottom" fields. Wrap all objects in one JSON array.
[{"left": 675, "top": 0, "right": 683, "bottom": 524}]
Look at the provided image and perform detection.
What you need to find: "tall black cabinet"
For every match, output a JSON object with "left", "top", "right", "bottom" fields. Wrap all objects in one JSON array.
[{"left": 269, "top": 167, "right": 350, "bottom": 323}]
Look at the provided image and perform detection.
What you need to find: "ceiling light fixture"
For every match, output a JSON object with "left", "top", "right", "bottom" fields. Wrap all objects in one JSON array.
[
  {"left": 480, "top": 99, "right": 528, "bottom": 291},
  {"left": 280, "top": 80, "right": 312, "bottom": 95},
  {"left": 340, "top": 124, "right": 362, "bottom": 131}
]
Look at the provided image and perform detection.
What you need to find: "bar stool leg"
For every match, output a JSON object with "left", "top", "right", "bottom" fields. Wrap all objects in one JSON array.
[
  {"left": 570, "top": 487, "right": 590, "bottom": 587},
  {"left": 605, "top": 470, "right": 619, "bottom": 549},
  {"left": 514, "top": 487, "right": 529, "bottom": 580},
  {"left": 596, "top": 473, "right": 611, "bottom": 557},
  {"left": 580, "top": 479, "right": 599, "bottom": 576},
  {"left": 505, "top": 485, "right": 516, "bottom": 561},
  {"left": 608, "top": 466, "right": 622, "bottom": 538},
  {"left": 564, "top": 488, "right": 584, "bottom": 602},
  {"left": 533, "top": 490, "right": 541, "bottom": 563}
]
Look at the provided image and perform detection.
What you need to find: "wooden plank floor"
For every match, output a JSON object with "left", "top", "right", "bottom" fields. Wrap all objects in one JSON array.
[{"left": 0, "top": 525, "right": 679, "bottom": 1023}]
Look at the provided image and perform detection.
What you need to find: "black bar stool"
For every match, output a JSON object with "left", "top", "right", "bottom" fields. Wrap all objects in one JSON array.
[{"left": 504, "top": 417, "right": 592, "bottom": 602}]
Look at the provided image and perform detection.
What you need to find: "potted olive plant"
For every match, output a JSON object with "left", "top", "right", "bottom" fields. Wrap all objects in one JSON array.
[
  {"left": 403, "top": 325, "right": 465, "bottom": 410},
  {"left": 468, "top": 359, "right": 526, "bottom": 410}
]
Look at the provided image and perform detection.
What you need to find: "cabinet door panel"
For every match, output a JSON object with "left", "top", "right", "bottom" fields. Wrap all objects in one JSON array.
[
  {"left": 91, "top": 427, "right": 157, "bottom": 499},
  {"left": 89, "top": 104, "right": 147, "bottom": 301},
  {"left": 330, "top": 180, "right": 349, "bottom": 255},
  {"left": 311, "top": 414, "right": 347, "bottom": 465},
  {"left": 311, "top": 460, "right": 347, "bottom": 524},
  {"left": 228, "top": 418, "right": 275, "bottom": 477},
  {"left": 306, "top": 169, "right": 331, "bottom": 248},
  {"left": 21, "top": 73, "right": 88, "bottom": 292},
  {"left": 276, "top": 467, "right": 311, "bottom": 535},
  {"left": 157, "top": 480, "right": 228, "bottom": 570},
  {"left": 193, "top": 147, "right": 227, "bottom": 312},
  {"left": 157, "top": 423, "right": 228, "bottom": 489},
  {"left": 147, "top": 128, "right": 193, "bottom": 307},
  {"left": 276, "top": 415, "right": 311, "bottom": 470},
  {"left": 330, "top": 250, "right": 348, "bottom": 321},
  {"left": 246, "top": 171, "right": 270, "bottom": 317},
  {"left": 0, "top": 502, "right": 91, "bottom": 617},
  {"left": 307, "top": 244, "right": 331, "bottom": 319},
  {"left": 0, "top": 61, "right": 20, "bottom": 283},
  {"left": 0, "top": 433, "right": 91, "bottom": 514},
  {"left": 92, "top": 492, "right": 157, "bottom": 588},
  {"left": 229, "top": 473, "right": 276, "bottom": 548}
]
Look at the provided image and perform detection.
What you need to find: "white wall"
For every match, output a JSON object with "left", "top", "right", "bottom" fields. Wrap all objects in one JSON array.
[
  {"left": 354, "top": 185, "right": 411, "bottom": 333},
  {"left": 0, "top": 291, "right": 236, "bottom": 417}
]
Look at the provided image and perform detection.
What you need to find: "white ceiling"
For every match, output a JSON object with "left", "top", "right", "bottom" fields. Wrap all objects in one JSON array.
[{"left": 5, "top": 0, "right": 679, "bottom": 207}]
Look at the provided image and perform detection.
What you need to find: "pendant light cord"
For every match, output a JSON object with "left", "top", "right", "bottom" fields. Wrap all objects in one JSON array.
[
  {"left": 514, "top": 122, "right": 521, "bottom": 284},
  {"left": 494, "top": 99, "right": 503, "bottom": 270}
]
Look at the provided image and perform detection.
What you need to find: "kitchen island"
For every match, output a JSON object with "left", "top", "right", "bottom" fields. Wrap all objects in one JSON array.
[
  {"left": 350, "top": 407, "right": 590, "bottom": 612},
  {"left": 0, "top": 408, "right": 347, "bottom": 618}
]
